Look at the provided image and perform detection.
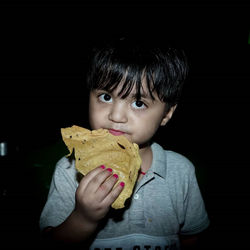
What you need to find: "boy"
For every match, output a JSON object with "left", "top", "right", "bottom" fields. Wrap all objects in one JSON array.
[{"left": 40, "top": 37, "right": 210, "bottom": 249}]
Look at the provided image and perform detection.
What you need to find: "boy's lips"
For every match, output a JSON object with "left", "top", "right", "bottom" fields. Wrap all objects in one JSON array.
[{"left": 108, "top": 129, "right": 125, "bottom": 136}]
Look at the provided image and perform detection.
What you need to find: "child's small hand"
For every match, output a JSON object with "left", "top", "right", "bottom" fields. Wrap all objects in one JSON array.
[{"left": 74, "top": 165, "right": 124, "bottom": 225}]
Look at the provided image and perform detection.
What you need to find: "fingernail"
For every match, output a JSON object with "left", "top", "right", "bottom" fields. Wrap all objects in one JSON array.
[
  {"left": 120, "top": 182, "right": 125, "bottom": 187},
  {"left": 113, "top": 174, "right": 118, "bottom": 179},
  {"left": 107, "top": 168, "right": 112, "bottom": 172},
  {"left": 100, "top": 165, "right": 105, "bottom": 169}
]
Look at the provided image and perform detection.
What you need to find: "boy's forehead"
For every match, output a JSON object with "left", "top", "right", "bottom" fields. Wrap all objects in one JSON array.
[{"left": 114, "top": 78, "right": 155, "bottom": 99}]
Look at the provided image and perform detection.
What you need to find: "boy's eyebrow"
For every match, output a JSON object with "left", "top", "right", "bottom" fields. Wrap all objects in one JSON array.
[
  {"left": 130, "top": 90, "right": 155, "bottom": 100},
  {"left": 94, "top": 87, "right": 155, "bottom": 100},
  {"left": 131, "top": 92, "right": 148, "bottom": 99}
]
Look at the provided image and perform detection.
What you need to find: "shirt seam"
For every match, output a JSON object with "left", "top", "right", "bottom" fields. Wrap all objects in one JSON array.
[{"left": 180, "top": 217, "right": 210, "bottom": 235}]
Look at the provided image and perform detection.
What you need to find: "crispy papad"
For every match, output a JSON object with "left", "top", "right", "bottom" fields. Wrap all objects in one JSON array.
[{"left": 61, "top": 125, "right": 141, "bottom": 209}]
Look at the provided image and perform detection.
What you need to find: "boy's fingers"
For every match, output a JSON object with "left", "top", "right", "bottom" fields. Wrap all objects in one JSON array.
[
  {"left": 102, "top": 182, "right": 125, "bottom": 207},
  {"left": 76, "top": 165, "right": 125, "bottom": 209},
  {"left": 96, "top": 174, "right": 119, "bottom": 200},
  {"left": 87, "top": 168, "right": 113, "bottom": 193},
  {"left": 77, "top": 165, "right": 106, "bottom": 192}
]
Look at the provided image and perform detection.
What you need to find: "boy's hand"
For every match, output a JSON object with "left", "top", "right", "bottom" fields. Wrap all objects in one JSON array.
[{"left": 74, "top": 165, "right": 124, "bottom": 225}]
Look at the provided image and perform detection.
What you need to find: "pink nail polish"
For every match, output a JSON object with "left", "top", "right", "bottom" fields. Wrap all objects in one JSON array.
[
  {"left": 120, "top": 182, "right": 125, "bottom": 187},
  {"left": 107, "top": 168, "right": 112, "bottom": 172},
  {"left": 113, "top": 174, "right": 118, "bottom": 179},
  {"left": 100, "top": 165, "right": 105, "bottom": 169}
]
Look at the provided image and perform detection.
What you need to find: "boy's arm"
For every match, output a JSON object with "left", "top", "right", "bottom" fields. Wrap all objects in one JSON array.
[
  {"left": 180, "top": 229, "right": 210, "bottom": 249},
  {"left": 42, "top": 209, "right": 98, "bottom": 244},
  {"left": 42, "top": 165, "right": 124, "bottom": 245},
  {"left": 180, "top": 234, "right": 198, "bottom": 249}
]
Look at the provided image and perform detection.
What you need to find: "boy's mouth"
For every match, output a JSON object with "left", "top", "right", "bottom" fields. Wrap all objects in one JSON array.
[{"left": 108, "top": 129, "right": 125, "bottom": 136}]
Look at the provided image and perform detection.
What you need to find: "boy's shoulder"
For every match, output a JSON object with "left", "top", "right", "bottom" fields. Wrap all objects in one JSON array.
[
  {"left": 53, "top": 156, "right": 79, "bottom": 187},
  {"left": 55, "top": 156, "right": 74, "bottom": 168},
  {"left": 152, "top": 143, "right": 195, "bottom": 177},
  {"left": 54, "top": 156, "right": 76, "bottom": 177},
  {"left": 167, "top": 150, "right": 194, "bottom": 169}
]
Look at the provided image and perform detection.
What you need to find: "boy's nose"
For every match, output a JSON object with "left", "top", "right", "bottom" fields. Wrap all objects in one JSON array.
[{"left": 108, "top": 103, "right": 128, "bottom": 123}]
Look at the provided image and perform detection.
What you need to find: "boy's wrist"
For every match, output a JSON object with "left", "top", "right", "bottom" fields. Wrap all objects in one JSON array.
[
  {"left": 42, "top": 211, "right": 99, "bottom": 244},
  {"left": 72, "top": 209, "right": 99, "bottom": 231}
]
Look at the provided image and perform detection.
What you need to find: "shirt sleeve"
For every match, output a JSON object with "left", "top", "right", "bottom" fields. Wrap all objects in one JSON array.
[
  {"left": 180, "top": 165, "right": 210, "bottom": 235},
  {"left": 39, "top": 157, "right": 77, "bottom": 230}
]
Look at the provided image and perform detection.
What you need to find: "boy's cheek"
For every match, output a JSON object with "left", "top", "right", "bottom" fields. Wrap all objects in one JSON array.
[{"left": 89, "top": 115, "right": 105, "bottom": 130}]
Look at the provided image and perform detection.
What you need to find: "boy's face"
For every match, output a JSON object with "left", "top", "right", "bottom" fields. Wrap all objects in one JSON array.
[{"left": 88, "top": 79, "right": 175, "bottom": 148}]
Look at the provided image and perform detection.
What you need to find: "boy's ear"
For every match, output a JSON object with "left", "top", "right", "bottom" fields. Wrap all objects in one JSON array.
[{"left": 160, "top": 105, "right": 177, "bottom": 126}]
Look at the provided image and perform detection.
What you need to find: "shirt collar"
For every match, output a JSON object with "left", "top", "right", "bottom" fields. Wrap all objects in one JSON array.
[{"left": 149, "top": 143, "right": 167, "bottom": 179}]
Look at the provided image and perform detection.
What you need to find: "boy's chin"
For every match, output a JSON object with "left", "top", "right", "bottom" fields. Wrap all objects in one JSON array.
[{"left": 122, "top": 133, "right": 133, "bottom": 143}]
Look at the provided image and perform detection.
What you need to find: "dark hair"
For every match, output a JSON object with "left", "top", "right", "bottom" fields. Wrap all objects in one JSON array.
[{"left": 86, "top": 36, "right": 189, "bottom": 108}]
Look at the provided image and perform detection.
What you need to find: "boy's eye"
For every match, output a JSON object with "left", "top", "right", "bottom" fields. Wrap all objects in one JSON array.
[
  {"left": 131, "top": 100, "right": 146, "bottom": 109},
  {"left": 99, "top": 93, "right": 112, "bottom": 103}
]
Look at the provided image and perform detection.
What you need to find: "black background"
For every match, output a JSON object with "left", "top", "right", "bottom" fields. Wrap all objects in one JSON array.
[{"left": 1, "top": 0, "right": 250, "bottom": 249}]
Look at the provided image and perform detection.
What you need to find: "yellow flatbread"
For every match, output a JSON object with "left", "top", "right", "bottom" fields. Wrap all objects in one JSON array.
[{"left": 61, "top": 125, "right": 141, "bottom": 209}]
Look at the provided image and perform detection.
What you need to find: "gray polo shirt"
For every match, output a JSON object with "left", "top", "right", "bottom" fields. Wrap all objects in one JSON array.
[{"left": 40, "top": 143, "right": 209, "bottom": 249}]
